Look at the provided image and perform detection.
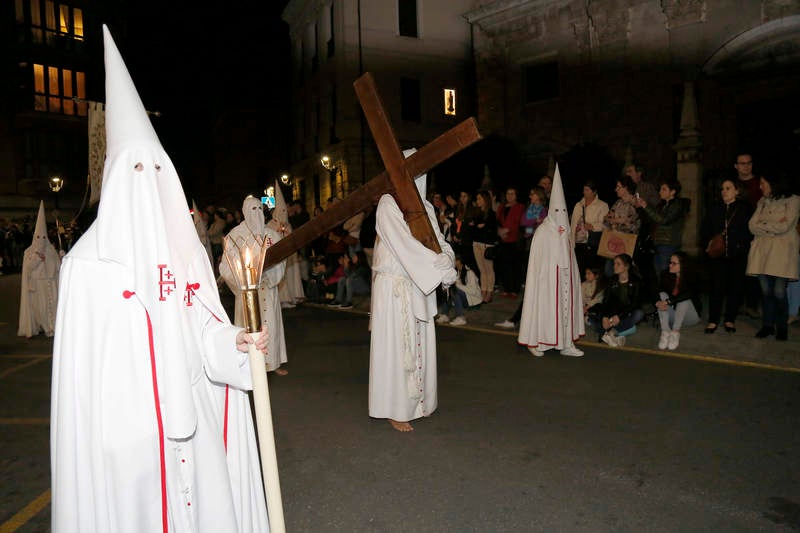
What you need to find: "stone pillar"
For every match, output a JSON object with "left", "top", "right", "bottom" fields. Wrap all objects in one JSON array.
[{"left": 674, "top": 81, "right": 703, "bottom": 256}]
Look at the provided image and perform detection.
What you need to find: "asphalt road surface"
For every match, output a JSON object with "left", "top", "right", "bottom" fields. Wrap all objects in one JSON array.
[{"left": 2, "top": 302, "right": 799, "bottom": 532}]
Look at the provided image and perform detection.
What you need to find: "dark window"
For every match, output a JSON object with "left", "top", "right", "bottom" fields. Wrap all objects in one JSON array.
[
  {"left": 398, "top": 0, "right": 418, "bottom": 38},
  {"left": 524, "top": 61, "right": 559, "bottom": 103},
  {"left": 312, "top": 24, "right": 319, "bottom": 72},
  {"left": 329, "top": 85, "right": 338, "bottom": 143},
  {"left": 401, "top": 77, "right": 421, "bottom": 122},
  {"left": 327, "top": 4, "right": 335, "bottom": 57}
]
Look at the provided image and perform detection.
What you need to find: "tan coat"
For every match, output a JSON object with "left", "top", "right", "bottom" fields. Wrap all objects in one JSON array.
[{"left": 746, "top": 195, "right": 800, "bottom": 280}]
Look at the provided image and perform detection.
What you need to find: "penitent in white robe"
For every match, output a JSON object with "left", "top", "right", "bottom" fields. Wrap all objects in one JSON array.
[
  {"left": 518, "top": 217, "right": 584, "bottom": 350},
  {"left": 268, "top": 220, "right": 305, "bottom": 304},
  {"left": 51, "top": 229, "right": 269, "bottom": 533},
  {"left": 221, "top": 225, "right": 287, "bottom": 372},
  {"left": 368, "top": 194, "right": 453, "bottom": 422},
  {"left": 18, "top": 241, "right": 60, "bottom": 337}
]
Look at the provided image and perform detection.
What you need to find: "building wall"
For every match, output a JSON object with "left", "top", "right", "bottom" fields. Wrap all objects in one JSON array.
[
  {"left": 283, "top": 0, "right": 476, "bottom": 214},
  {"left": 466, "top": 0, "right": 800, "bottom": 193}
]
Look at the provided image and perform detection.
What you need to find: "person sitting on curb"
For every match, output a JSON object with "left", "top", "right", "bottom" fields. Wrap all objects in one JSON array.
[
  {"left": 329, "top": 251, "right": 371, "bottom": 309},
  {"left": 437, "top": 255, "right": 482, "bottom": 326},
  {"left": 655, "top": 251, "right": 700, "bottom": 350},
  {"left": 587, "top": 253, "right": 644, "bottom": 347}
]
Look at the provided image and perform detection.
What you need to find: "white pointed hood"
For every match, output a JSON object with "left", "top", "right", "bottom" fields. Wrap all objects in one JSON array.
[
  {"left": 403, "top": 148, "right": 427, "bottom": 198},
  {"left": 547, "top": 164, "right": 570, "bottom": 230},
  {"left": 243, "top": 196, "right": 265, "bottom": 236},
  {"left": 92, "top": 25, "right": 227, "bottom": 439},
  {"left": 32, "top": 201, "right": 50, "bottom": 254},
  {"left": 272, "top": 180, "right": 289, "bottom": 228}
]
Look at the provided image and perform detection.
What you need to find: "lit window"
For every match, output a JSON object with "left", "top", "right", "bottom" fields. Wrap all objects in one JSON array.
[
  {"left": 33, "top": 63, "right": 87, "bottom": 116},
  {"left": 443, "top": 89, "right": 456, "bottom": 116}
]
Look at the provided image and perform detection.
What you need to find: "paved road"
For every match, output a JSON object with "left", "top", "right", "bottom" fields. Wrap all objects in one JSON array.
[{"left": 1, "top": 275, "right": 799, "bottom": 531}]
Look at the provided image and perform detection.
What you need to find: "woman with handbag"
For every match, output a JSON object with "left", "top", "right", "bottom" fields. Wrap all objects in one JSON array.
[
  {"left": 570, "top": 179, "right": 609, "bottom": 276},
  {"left": 471, "top": 190, "right": 498, "bottom": 303},
  {"left": 702, "top": 179, "right": 753, "bottom": 334}
]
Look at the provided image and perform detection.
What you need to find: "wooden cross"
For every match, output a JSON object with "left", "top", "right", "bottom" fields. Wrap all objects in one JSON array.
[{"left": 263, "top": 72, "right": 481, "bottom": 269}]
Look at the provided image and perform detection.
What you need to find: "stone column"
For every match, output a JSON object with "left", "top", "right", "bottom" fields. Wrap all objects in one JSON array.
[{"left": 673, "top": 81, "right": 703, "bottom": 255}]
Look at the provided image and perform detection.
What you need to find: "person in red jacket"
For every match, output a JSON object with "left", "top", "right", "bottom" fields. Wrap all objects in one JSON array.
[{"left": 495, "top": 186, "right": 525, "bottom": 296}]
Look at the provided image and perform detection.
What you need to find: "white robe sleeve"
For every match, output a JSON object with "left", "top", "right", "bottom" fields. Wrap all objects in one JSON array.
[
  {"left": 376, "top": 194, "right": 448, "bottom": 296},
  {"left": 199, "top": 307, "right": 252, "bottom": 391}
]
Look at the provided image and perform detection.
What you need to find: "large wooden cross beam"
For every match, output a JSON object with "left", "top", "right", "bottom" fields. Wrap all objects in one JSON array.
[{"left": 263, "top": 72, "right": 481, "bottom": 269}]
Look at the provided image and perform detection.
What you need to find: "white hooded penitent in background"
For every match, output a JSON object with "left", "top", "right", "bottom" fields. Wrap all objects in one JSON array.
[
  {"left": 221, "top": 195, "right": 288, "bottom": 374},
  {"left": 50, "top": 25, "right": 269, "bottom": 532},
  {"left": 270, "top": 180, "right": 305, "bottom": 306},
  {"left": 368, "top": 148, "right": 456, "bottom": 430},
  {"left": 518, "top": 163, "right": 585, "bottom": 357},
  {"left": 18, "top": 200, "right": 60, "bottom": 338}
]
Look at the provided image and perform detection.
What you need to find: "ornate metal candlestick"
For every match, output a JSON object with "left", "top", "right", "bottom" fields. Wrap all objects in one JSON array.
[{"left": 223, "top": 234, "right": 285, "bottom": 533}]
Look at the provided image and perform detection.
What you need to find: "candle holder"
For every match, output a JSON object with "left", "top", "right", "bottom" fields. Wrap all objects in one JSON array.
[{"left": 222, "top": 233, "right": 286, "bottom": 533}]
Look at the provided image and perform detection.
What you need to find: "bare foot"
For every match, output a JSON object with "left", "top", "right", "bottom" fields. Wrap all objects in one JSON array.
[
  {"left": 274, "top": 367, "right": 288, "bottom": 376},
  {"left": 389, "top": 419, "right": 413, "bottom": 432}
]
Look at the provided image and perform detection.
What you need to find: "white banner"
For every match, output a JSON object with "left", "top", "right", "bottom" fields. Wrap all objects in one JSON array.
[{"left": 88, "top": 101, "right": 106, "bottom": 205}]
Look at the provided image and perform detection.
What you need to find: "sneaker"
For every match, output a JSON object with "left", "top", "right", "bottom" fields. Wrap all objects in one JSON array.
[
  {"left": 450, "top": 316, "right": 467, "bottom": 326},
  {"left": 560, "top": 346, "right": 584, "bottom": 357},
  {"left": 667, "top": 331, "right": 680, "bottom": 350},
  {"left": 616, "top": 336, "right": 626, "bottom": 347},
  {"left": 528, "top": 346, "right": 545, "bottom": 357},
  {"left": 327, "top": 301, "right": 342, "bottom": 308},
  {"left": 339, "top": 303, "right": 353, "bottom": 309},
  {"left": 601, "top": 333, "right": 619, "bottom": 347},
  {"left": 281, "top": 302, "right": 296, "bottom": 309},
  {"left": 658, "top": 330, "right": 670, "bottom": 350},
  {"left": 494, "top": 320, "right": 515, "bottom": 329},
  {"left": 436, "top": 315, "right": 450, "bottom": 324}
]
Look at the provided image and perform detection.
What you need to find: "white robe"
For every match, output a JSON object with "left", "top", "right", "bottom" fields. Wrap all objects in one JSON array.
[
  {"left": 18, "top": 241, "right": 60, "bottom": 337},
  {"left": 51, "top": 228, "right": 269, "bottom": 532},
  {"left": 368, "top": 194, "right": 453, "bottom": 421},
  {"left": 268, "top": 220, "right": 305, "bottom": 304},
  {"left": 518, "top": 218, "right": 585, "bottom": 350},
  {"left": 220, "top": 224, "right": 288, "bottom": 371}
]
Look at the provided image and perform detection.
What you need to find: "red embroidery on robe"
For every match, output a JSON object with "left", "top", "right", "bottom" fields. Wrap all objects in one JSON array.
[
  {"left": 157, "top": 264, "right": 177, "bottom": 301},
  {"left": 184, "top": 282, "right": 200, "bottom": 306}
]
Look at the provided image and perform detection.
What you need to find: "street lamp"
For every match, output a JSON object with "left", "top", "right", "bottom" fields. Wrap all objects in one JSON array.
[
  {"left": 280, "top": 173, "right": 290, "bottom": 185},
  {"left": 49, "top": 176, "right": 64, "bottom": 193},
  {"left": 320, "top": 155, "right": 343, "bottom": 197},
  {"left": 320, "top": 155, "right": 333, "bottom": 171},
  {"left": 49, "top": 175, "right": 64, "bottom": 210}
]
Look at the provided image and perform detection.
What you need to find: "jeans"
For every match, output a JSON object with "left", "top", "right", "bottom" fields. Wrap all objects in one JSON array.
[
  {"left": 335, "top": 273, "right": 371, "bottom": 304},
  {"left": 758, "top": 275, "right": 789, "bottom": 329},
  {"left": 587, "top": 309, "right": 644, "bottom": 334},
  {"left": 657, "top": 292, "right": 699, "bottom": 331},
  {"left": 439, "top": 287, "right": 468, "bottom": 317}
]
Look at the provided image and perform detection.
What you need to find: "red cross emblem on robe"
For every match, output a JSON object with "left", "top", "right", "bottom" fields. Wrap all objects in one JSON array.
[{"left": 157, "top": 264, "right": 177, "bottom": 301}]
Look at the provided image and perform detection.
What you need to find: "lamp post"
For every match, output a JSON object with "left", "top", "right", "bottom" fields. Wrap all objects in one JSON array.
[
  {"left": 221, "top": 234, "right": 286, "bottom": 533},
  {"left": 320, "top": 155, "right": 342, "bottom": 197}
]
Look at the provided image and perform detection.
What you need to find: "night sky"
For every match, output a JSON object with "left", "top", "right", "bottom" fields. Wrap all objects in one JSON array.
[{"left": 109, "top": 2, "right": 293, "bottom": 185}]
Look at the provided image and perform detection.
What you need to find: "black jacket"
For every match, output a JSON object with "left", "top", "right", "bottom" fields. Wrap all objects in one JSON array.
[
  {"left": 600, "top": 275, "right": 643, "bottom": 319},
  {"left": 702, "top": 198, "right": 753, "bottom": 259}
]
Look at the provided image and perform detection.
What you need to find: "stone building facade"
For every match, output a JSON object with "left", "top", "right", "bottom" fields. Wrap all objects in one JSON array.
[{"left": 464, "top": 0, "right": 800, "bottom": 249}]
